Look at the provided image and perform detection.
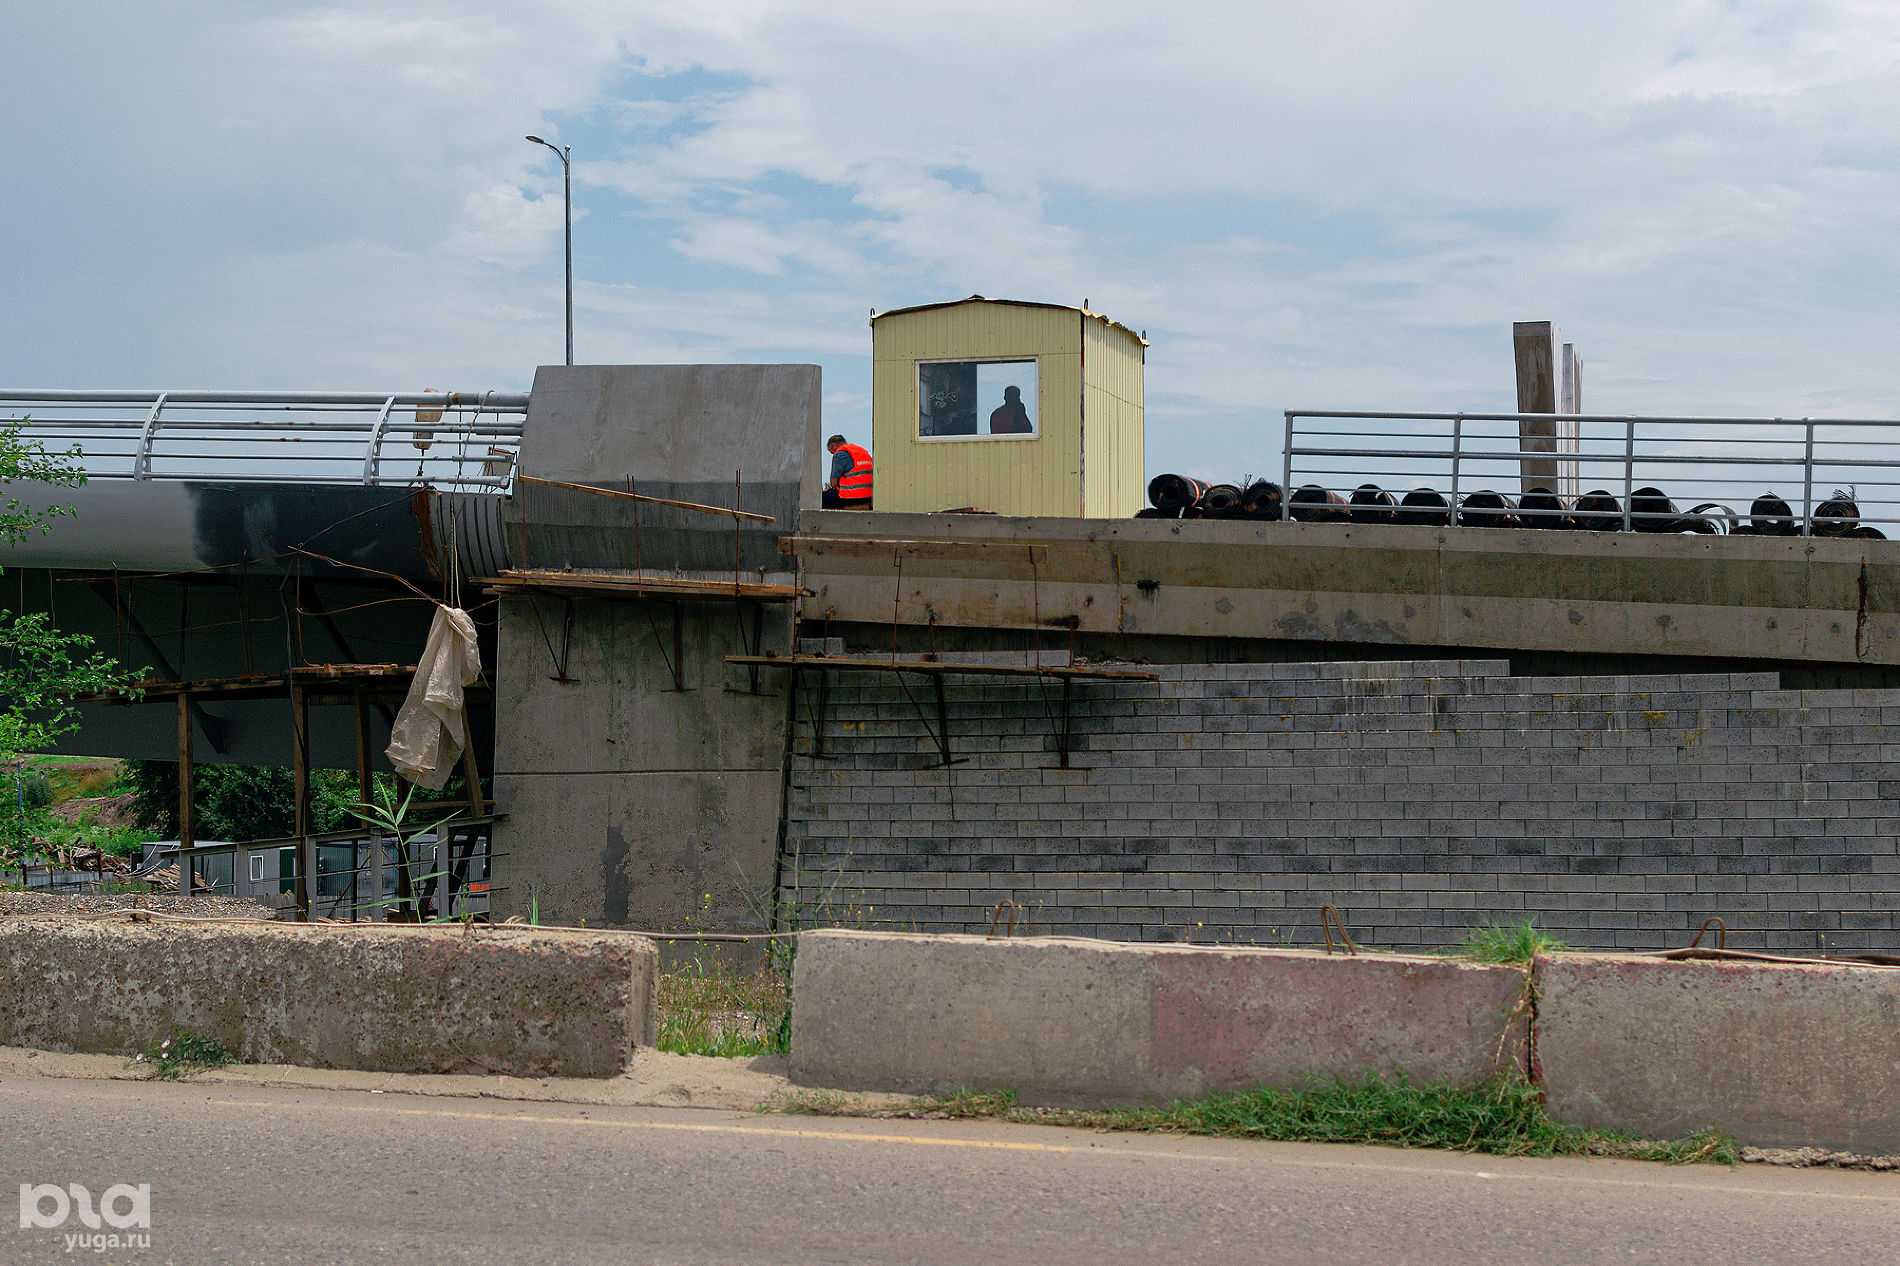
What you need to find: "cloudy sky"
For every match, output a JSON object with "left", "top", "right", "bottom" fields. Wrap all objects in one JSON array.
[{"left": 4, "top": 1, "right": 1899, "bottom": 483}]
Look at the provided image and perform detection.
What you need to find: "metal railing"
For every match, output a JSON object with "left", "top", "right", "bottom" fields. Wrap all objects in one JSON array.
[
  {"left": 1281, "top": 409, "right": 1900, "bottom": 535},
  {"left": 0, "top": 389, "right": 529, "bottom": 492}
]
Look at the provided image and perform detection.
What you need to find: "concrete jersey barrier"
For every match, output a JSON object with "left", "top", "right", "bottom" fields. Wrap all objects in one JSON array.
[
  {"left": 0, "top": 918, "right": 657, "bottom": 1078},
  {"left": 1534, "top": 952, "right": 1900, "bottom": 1154},
  {"left": 789, "top": 929, "right": 1528, "bottom": 1104}
]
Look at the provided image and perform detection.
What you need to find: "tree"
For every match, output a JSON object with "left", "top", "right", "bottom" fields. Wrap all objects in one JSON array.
[
  {"left": 0, "top": 419, "right": 137, "bottom": 860},
  {"left": 124, "top": 761, "right": 468, "bottom": 842}
]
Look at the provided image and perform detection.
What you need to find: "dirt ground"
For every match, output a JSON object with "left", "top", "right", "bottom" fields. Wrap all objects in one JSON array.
[
  {"left": 0, "top": 1044, "right": 908, "bottom": 1114},
  {"left": 44, "top": 791, "right": 140, "bottom": 829}
]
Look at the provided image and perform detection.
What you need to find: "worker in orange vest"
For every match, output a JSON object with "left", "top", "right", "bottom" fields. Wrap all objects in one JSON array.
[{"left": 823, "top": 434, "right": 873, "bottom": 509}]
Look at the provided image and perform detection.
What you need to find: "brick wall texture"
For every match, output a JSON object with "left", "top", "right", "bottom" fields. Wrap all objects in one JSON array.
[{"left": 780, "top": 658, "right": 1900, "bottom": 953}]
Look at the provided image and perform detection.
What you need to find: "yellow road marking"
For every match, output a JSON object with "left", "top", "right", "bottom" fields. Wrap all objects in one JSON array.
[
  {"left": 12, "top": 1082, "right": 1898, "bottom": 1205},
  {"left": 196, "top": 1095, "right": 1900, "bottom": 1203}
]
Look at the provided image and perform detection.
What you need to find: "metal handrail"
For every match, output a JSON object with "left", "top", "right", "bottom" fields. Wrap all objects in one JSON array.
[
  {"left": 1282, "top": 409, "right": 1900, "bottom": 535},
  {"left": 0, "top": 389, "right": 529, "bottom": 492}
]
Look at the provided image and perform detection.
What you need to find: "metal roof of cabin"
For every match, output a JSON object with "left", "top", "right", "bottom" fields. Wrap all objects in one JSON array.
[{"left": 869, "top": 295, "right": 1148, "bottom": 347}]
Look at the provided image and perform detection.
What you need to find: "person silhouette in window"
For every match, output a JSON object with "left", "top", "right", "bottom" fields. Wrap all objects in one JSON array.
[{"left": 989, "top": 384, "right": 1032, "bottom": 435}]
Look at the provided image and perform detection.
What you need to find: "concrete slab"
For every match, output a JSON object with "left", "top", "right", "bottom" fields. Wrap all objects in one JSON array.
[
  {"left": 1149, "top": 946, "right": 1528, "bottom": 1098},
  {"left": 0, "top": 918, "right": 657, "bottom": 1078},
  {"left": 1534, "top": 953, "right": 1900, "bottom": 1153},
  {"left": 789, "top": 930, "right": 1529, "bottom": 1106},
  {"left": 520, "top": 363, "right": 820, "bottom": 574},
  {"left": 790, "top": 930, "right": 1153, "bottom": 1104}
]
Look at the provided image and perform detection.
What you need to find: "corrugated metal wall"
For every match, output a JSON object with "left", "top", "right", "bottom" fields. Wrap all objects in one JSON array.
[
  {"left": 1081, "top": 317, "right": 1146, "bottom": 517},
  {"left": 871, "top": 302, "right": 1086, "bottom": 515}
]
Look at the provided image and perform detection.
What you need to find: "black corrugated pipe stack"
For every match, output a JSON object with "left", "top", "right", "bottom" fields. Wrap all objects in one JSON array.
[
  {"left": 1198, "top": 483, "right": 1245, "bottom": 517},
  {"left": 1349, "top": 484, "right": 1397, "bottom": 524},
  {"left": 1814, "top": 492, "right": 1863, "bottom": 537},
  {"left": 1396, "top": 487, "right": 1451, "bottom": 526},
  {"left": 1573, "top": 489, "right": 1624, "bottom": 532},
  {"left": 1740, "top": 493, "right": 1797, "bottom": 536},
  {"left": 1139, "top": 474, "right": 1287, "bottom": 521},
  {"left": 1629, "top": 486, "right": 1682, "bottom": 533},
  {"left": 1141, "top": 473, "right": 1208, "bottom": 518},
  {"left": 1519, "top": 487, "right": 1572, "bottom": 529},
  {"left": 1241, "top": 480, "right": 1284, "bottom": 520},
  {"left": 1459, "top": 490, "right": 1518, "bottom": 529},
  {"left": 1289, "top": 484, "right": 1350, "bottom": 523}
]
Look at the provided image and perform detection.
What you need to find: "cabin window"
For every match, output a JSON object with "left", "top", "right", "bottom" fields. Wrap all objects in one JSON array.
[{"left": 917, "top": 359, "right": 1037, "bottom": 440}]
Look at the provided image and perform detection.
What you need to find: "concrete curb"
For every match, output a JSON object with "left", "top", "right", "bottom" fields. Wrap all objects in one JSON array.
[
  {"left": 1534, "top": 952, "right": 1900, "bottom": 1154},
  {"left": 0, "top": 1045, "right": 916, "bottom": 1114},
  {"left": 0, "top": 918, "right": 657, "bottom": 1078},
  {"left": 789, "top": 930, "right": 1528, "bottom": 1105}
]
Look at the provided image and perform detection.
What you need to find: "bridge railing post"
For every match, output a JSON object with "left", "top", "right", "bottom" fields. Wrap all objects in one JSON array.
[
  {"left": 1801, "top": 419, "right": 1815, "bottom": 537},
  {"left": 132, "top": 392, "right": 168, "bottom": 481}
]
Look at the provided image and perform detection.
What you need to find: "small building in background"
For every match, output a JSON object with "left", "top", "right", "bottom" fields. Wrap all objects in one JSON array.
[{"left": 869, "top": 296, "right": 1146, "bottom": 517}]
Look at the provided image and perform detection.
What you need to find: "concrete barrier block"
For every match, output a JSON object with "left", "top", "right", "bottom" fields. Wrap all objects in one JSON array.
[
  {"left": 790, "top": 930, "right": 1528, "bottom": 1105},
  {"left": 1534, "top": 953, "right": 1900, "bottom": 1153},
  {"left": 1149, "top": 946, "right": 1528, "bottom": 1098},
  {"left": 0, "top": 919, "right": 656, "bottom": 1078},
  {"left": 790, "top": 931, "right": 1152, "bottom": 1103}
]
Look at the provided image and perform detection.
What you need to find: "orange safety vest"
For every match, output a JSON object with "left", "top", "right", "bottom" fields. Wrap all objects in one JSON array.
[{"left": 836, "top": 443, "right": 874, "bottom": 500}]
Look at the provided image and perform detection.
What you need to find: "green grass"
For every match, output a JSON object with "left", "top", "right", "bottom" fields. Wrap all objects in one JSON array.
[
  {"left": 785, "top": 1075, "right": 1738, "bottom": 1166},
  {"left": 22, "top": 756, "right": 126, "bottom": 801},
  {"left": 1454, "top": 920, "right": 1573, "bottom": 965},
  {"left": 656, "top": 957, "right": 791, "bottom": 1058},
  {"left": 125, "top": 1029, "right": 235, "bottom": 1080},
  {"left": 8, "top": 809, "right": 155, "bottom": 862}
]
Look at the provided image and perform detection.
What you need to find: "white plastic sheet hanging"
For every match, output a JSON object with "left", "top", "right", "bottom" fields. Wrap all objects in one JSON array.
[{"left": 386, "top": 604, "right": 481, "bottom": 790}]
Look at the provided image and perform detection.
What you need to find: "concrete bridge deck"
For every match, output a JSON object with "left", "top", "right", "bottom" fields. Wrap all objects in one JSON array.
[{"left": 792, "top": 510, "right": 1900, "bottom": 669}]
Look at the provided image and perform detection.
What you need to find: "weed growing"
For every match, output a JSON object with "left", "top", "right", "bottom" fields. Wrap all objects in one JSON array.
[
  {"left": 784, "top": 1074, "right": 1738, "bottom": 1166},
  {"left": 1455, "top": 920, "right": 1573, "bottom": 965},
  {"left": 656, "top": 956, "right": 791, "bottom": 1059},
  {"left": 126, "top": 1029, "right": 235, "bottom": 1080}
]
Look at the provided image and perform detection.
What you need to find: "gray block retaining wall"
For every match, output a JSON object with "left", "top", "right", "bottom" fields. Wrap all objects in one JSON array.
[{"left": 780, "top": 658, "right": 1900, "bottom": 952}]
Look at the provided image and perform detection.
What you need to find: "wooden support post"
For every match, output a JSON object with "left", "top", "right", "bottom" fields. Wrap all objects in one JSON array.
[
  {"left": 176, "top": 693, "right": 194, "bottom": 898},
  {"left": 291, "top": 684, "right": 311, "bottom": 920},
  {"left": 459, "top": 741, "right": 484, "bottom": 820}
]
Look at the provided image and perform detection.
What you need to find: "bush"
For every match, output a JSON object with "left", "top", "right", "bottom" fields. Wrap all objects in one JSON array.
[
  {"left": 124, "top": 760, "right": 474, "bottom": 841},
  {"left": 17, "top": 767, "right": 51, "bottom": 810}
]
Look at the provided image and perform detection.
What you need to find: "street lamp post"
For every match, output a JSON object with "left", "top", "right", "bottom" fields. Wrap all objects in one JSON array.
[{"left": 525, "top": 135, "right": 573, "bottom": 366}]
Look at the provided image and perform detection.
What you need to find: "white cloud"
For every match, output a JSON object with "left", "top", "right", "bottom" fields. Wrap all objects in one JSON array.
[{"left": 5, "top": 0, "right": 1900, "bottom": 486}]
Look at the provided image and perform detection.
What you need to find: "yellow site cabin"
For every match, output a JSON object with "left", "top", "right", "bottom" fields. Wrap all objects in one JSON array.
[{"left": 869, "top": 296, "right": 1146, "bottom": 517}]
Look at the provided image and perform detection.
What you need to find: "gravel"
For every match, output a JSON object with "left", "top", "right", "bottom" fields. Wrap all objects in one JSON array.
[
  {"left": 0, "top": 891, "right": 276, "bottom": 920},
  {"left": 1741, "top": 1145, "right": 1900, "bottom": 1171}
]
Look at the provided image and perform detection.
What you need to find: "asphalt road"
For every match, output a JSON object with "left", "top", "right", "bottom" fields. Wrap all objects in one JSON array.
[{"left": 2, "top": 1076, "right": 1896, "bottom": 1265}]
